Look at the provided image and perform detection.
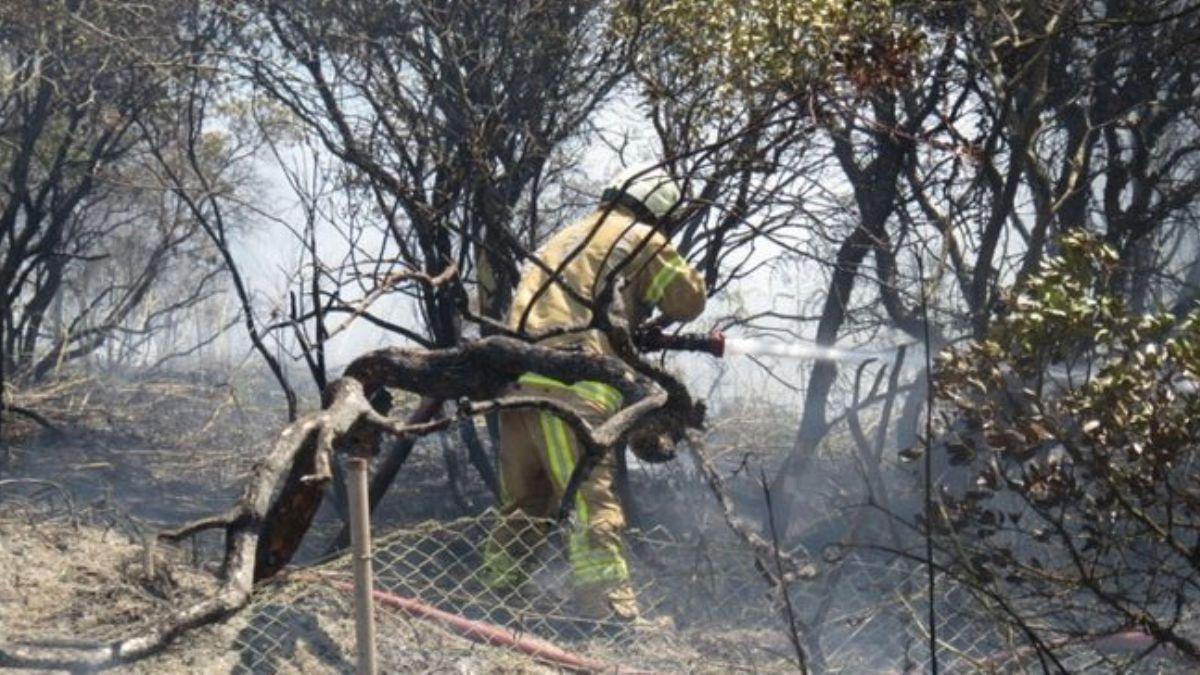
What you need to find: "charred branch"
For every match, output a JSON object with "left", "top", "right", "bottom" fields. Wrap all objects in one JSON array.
[{"left": 257, "top": 334, "right": 692, "bottom": 579}]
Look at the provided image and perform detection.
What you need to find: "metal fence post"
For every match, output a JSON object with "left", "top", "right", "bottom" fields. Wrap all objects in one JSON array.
[{"left": 347, "top": 456, "right": 378, "bottom": 675}]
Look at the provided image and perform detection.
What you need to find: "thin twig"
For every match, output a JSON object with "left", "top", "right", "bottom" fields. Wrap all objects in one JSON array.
[
  {"left": 761, "top": 470, "right": 810, "bottom": 674},
  {"left": 686, "top": 435, "right": 817, "bottom": 582},
  {"left": 2, "top": 406, "right": 63, "bottom": 434}
]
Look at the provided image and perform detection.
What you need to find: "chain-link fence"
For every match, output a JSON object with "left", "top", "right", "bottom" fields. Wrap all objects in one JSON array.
[
  {"left": 223, "top": 510, "right": 1195, "bottom": 673},
  {"left": 4, "top": 458, "right": 1197, "bottom": 672},
  {"left": 231, "top": 509, "right": 794, "bottom": 673}
]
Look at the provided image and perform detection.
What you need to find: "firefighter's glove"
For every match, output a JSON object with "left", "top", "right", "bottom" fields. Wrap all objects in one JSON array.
[
  {"left": 633, "top": 325, "right": 666, "bottom": 353},
  {"left": 628, "top": 428, "right": 677, "bottom": 463}
]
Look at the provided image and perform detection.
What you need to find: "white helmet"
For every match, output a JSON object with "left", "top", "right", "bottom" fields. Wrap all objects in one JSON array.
[{"left": 602, "top": 162, "right": 683, "bottom": 221}]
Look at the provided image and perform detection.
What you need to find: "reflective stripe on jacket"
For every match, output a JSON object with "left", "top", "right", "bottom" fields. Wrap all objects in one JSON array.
[{"left": 506, "top": 206, "right": 706, "bottom": 357}]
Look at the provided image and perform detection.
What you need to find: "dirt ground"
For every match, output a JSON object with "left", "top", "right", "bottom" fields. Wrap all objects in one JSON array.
[
  {"left": 9, "top": 373, "right": 1174, "bottom": 674},
  {"left": 0, "top": 497, "right": 788, "bottom": 674},
  {"left": 0, "top": 510, "right": 214, "bottom": 645},
  {"left": 0, "top": 469, "right": 583, "bottom": 674},
  {"left": 0, "top": 375, "right": 798, "bottom": 673}
]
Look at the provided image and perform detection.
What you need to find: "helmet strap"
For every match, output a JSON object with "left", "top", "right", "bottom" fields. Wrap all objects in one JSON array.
[{"left": 600, "top": 188, "right": 662, "bottom": 229}]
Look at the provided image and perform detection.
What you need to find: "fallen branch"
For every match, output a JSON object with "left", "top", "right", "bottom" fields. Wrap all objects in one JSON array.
[
  {"left": 325, "top": 397, "right": 445, "bottom": 553},
  {"left": 686, "top": 434, "right": 817, "bottom": 583},
  {"left": 0, "top": 478, "right": 76, "bottom": 521},
  {"left": 158, "top": 508, "right": 244, "bottom": 543},
  {"left": 259, "top": 335, "right": 683, "bottom": 578},
  {"left": 2, "top": 405, "right": 63, "bottom": 434},
  {"left": 0, "top": 334, "right": 695, "bottom": 669}
]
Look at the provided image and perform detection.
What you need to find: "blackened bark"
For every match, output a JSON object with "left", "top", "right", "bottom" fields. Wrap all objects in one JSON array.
[
  {"left": 457, "top": 414, "right": 500, "bottom": 499},
  {"left": 769, "top": 223, "right": 874, "bottom": 533},
  {"left": 770, "top": 111, "right": 909, "bottom": 532},
  {"left": 324, "top": 397, "right": 445, "bottom": 554}
]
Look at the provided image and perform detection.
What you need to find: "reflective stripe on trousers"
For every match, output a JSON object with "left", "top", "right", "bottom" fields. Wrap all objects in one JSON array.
[
  {"left": 537, "top": 411, "right": 630, "bottom": 586},
  {"left": 516, "top": 373, "right": 622, "bottom": 412}
]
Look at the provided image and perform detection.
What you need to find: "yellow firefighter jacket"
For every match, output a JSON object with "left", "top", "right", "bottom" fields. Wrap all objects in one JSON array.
[
  {"left": 506, "top": 206, "right": 706, "bottom": 355},
  {"left": 484, "top": 206, "right": 706, "bottom": 614}
]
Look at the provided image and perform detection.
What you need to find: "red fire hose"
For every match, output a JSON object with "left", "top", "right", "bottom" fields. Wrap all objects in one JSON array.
[{"left": 304, "top": 574, "right": 653, "bottom": 674}]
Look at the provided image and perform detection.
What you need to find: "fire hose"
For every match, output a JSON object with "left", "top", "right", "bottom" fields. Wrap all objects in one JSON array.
[
  {"left": 302, "top": 573, "right": 654, "bottom": 674},
  {"left": 633, "top": 326, "right": 726, "bottom": 356}
]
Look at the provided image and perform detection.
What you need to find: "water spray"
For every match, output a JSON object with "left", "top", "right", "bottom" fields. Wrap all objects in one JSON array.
[{"left": 635, "top": 327, "right": 909, "bottom": 363}]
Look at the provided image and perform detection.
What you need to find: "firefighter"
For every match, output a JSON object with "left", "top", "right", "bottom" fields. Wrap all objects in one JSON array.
[{"left": 482, "top": 163, "right": 707, "bottom": 622}]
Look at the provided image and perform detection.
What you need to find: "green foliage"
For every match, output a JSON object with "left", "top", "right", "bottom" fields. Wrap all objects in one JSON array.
[
  {"left": 934, "top": 232, "right": 1200, "bottom": 643},
  {"left": 941, "top": 232, "right": 1199, "bottom": 471},
  {"left": 615, "top": 0, "right": 922, "bottom": 98}
]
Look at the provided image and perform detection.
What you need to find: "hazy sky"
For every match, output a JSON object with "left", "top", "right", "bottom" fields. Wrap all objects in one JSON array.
[{"left": 221, "top": 92, "right": 900, "bottom": 415}]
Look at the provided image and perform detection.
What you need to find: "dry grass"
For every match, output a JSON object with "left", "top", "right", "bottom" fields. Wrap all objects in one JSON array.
[
  {"left": 0, "top": 497, "right": 571, "bottom": 673},
  {"left": 0, "top": 505, "right": 216, "bottom": 645}
]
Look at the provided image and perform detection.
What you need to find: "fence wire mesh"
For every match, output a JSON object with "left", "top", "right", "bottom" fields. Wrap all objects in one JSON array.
[
  {"left": 225, "top": 507, "right": 1185, "bottom": 673},
  {"left": 3, "top": 459, "right": 1196, "bottom": 672},
  {"left": 231, "top": 509, "right": 794, "bottom": 673}
]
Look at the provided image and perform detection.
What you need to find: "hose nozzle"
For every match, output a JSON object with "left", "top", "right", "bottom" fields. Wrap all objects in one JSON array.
[{"left": 634, "top": 327, "right": 725, "bottom": 357}]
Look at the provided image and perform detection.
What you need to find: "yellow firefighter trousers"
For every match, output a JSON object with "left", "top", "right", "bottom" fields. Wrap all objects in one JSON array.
[{"left": 482, "top": 373, "right": 637, "bottom": 619}]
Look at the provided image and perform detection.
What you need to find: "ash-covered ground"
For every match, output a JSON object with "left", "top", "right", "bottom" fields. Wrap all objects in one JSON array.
[
  {"left": 0, "top": 374, "right": 805, "bottom": 673},
  {"left": 3, "top": 374, "right": 1189, "bottom": 673}
]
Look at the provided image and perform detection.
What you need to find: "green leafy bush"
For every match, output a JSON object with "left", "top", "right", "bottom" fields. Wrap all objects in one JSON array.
[
  {"left": 614, "top": 0, "right": 922, "bottom": 97},
  {"left": 935, "top": 231, "right": 1200, "bottom": 657}
]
